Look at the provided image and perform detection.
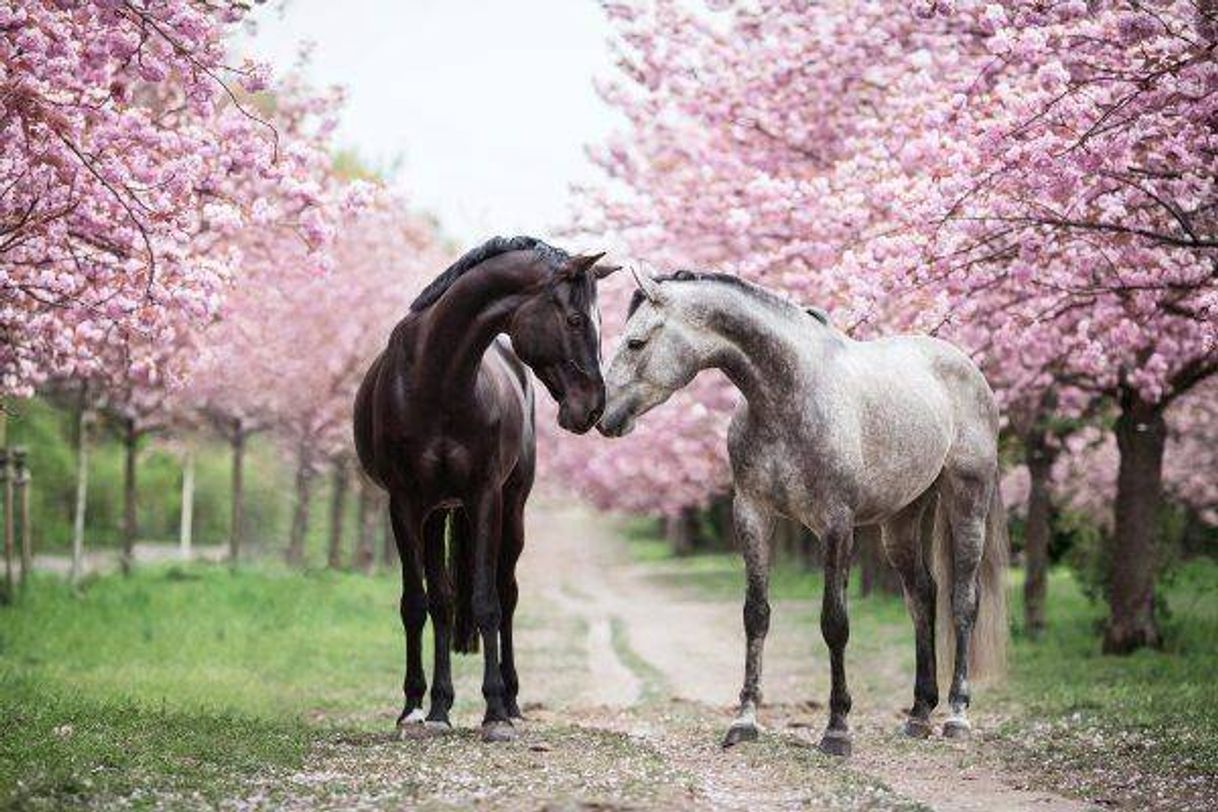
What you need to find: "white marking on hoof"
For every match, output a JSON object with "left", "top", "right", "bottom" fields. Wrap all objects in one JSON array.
[
  {"left": 400, "top": 708, "right": 426, "bottom": 725},
  {"left": 943, "top": 716, "right": 972, "bottom": 739}
]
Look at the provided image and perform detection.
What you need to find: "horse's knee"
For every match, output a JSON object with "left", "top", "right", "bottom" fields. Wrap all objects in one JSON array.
[{"left": 400, "top": 592, "right": 428, "bottom": 632}]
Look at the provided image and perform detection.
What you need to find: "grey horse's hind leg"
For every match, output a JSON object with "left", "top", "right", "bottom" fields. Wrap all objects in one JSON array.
[
  {"left": 723, "top": 493, "right": 775, "bottom": 747},
  {"left": 943, "top": 471, "right": 990, "bottom": 739},
  {"left": 881, "top": 489, "right": 939, "bottom": 738},
  {"left": 818, "top": 513, "right": 855, "bottom": 756}
]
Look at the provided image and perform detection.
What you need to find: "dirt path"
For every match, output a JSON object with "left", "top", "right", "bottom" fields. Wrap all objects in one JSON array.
[
  {"left": 245, "top": 500, "right": 1102, "bottom": 811},
  {"left": 519, "top": 502, "right": 1096, "bottom": 812}
]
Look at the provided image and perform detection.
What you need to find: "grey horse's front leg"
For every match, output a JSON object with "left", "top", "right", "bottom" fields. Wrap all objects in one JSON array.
[
  {"left": 723, "top": 493, "right": 774, "bottom": 747},
  {"left": 819, "top": 514, "right": 855, "bottom": 756}
]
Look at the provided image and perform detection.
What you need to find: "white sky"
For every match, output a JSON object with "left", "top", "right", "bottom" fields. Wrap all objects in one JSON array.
[{"left": 242, "top": 0, "right": 623, "bottom": 245}]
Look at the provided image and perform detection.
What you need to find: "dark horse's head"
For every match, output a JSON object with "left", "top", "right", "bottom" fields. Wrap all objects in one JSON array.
[{"left": 508, "top": 248, "right": 619, "bottom": 434}]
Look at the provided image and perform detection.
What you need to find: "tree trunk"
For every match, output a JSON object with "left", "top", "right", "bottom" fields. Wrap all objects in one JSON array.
[
  {"left": 1103, "top": 389, "right": 1166, "bottom": 654},
  {"left": 179, "top": 447, "right": 195, "bottom": 559},
  {"left": 1023, "top": 428, "right": 1057, "bottom": 639},
  {"left": 70, "top": 385, "right": 90, "bottom": 586},
  {"left": 286, "top": 446, "right": 314, "bottom": 567},
  {"left": 666, "top": 507, "right": 699, "bottom": 556},
  {"left": 858, "top": 525, "right": 880, "bottom": 597},
  {"left": 354, "top": 480, "right": 377, "bottom": 574},
  {"left": 229, "top": 422, "right": 246, "bottom": 566},
  {"left": 711, "top": 493, "right": 736, "bottom": 550},
  {"left": 327, "top": 459, "right": 349, "bottom": 570},
  {"left": 120, "top": 417, "right": 138, "bottom": 576},
  {"left": 2, "top": 448, "right": 12, "bottom": 603}
]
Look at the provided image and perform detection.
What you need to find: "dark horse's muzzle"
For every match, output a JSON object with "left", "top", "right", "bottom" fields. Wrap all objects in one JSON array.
[{"left": 537, "top": 360, "right": 604, "bottom": 435}]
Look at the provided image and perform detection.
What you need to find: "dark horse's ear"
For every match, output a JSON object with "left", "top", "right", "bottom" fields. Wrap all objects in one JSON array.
[
  {"left": 594, "top": 262, "right": 622, "bottom": 280},
  {"left": 566, "top": 252, "right": 610, "bottom": 277}
]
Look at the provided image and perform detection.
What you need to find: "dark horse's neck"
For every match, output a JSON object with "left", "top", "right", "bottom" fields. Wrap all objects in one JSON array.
[{"left": 411, "top": 253, "right": 541, "bottom": 401}]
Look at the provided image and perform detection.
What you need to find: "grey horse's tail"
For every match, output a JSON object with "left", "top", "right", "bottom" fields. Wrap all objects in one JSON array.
[
  {"left": 932, "top": 478, "right": 1010, "bottom": 684},
  {"left": 449, "top": 510, "right": 479, "bottom": 654}
]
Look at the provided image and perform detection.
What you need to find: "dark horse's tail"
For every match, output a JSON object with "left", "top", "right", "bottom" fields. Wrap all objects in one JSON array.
[{"left": 449, "top": 510, "right": 479, "bottom": 654}]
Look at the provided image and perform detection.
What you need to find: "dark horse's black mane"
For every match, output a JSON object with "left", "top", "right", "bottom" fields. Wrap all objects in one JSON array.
[
  {"left": 410, "top": 235, "right": 571, "bottom": 312},
  {"left": 627, "top": 269, "right": 829, "bottom": 325}
]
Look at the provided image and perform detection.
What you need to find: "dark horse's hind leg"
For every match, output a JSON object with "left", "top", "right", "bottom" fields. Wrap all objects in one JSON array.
[
  {"left": 390, "top": 497, "right": 428, "bottom": 730},
  {"left": 818, "top": 513, "right": 855, "bottom": 757},
  {"left": 881, "top": 489, "right": 939, "bottom": 739},
  {"left": 498, "top": 475, "right": 529, "bottom": 721},
  {"left": 470, "top": 486, "right": 514, "bottom": 742},
  {"left": 423, "top": 511, "right": 454, "bottom": 728}
]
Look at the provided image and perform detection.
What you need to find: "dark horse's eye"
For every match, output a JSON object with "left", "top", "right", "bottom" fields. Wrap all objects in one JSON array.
[
  {"left": 567, "top": 312, "right": 584, "bottom": 328},
  {"left": 627, "top": 337, "right": 646, "bottom": 351}
]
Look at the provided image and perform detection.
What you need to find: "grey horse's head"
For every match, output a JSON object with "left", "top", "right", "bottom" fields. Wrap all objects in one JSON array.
[{"left": 598, "top": 268, "right": 711, "bottom": 437}]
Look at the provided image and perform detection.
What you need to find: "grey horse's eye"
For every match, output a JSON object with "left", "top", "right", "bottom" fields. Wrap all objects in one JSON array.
[{"left": 626, "top": 337, "right": 646, "bottom": 351}]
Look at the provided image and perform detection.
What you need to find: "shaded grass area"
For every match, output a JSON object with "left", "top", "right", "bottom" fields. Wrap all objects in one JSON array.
[
  {"left": 0, "top": 564, "right": 416, "bottom": 808},
  {"left": 998, "top": 562, "right": 1218, "bottom": 787}
]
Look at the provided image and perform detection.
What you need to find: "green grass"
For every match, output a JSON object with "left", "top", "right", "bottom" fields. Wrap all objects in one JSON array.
[
  {"left": 0, "top": 564, "right": 419, "bottom": 808},
  {"left": 1000, "top": 561, "right": 1218, "bottom": 776}
]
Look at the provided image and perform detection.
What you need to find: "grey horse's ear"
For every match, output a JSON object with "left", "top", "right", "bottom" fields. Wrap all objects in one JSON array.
[{"left": 630, "top": 266, "right": 663, "bottom": 304}]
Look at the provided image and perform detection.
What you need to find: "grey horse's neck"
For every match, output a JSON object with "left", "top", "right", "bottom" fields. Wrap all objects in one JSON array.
[{"left": 686, "top": 280, "right": 838, "bottom": 412}]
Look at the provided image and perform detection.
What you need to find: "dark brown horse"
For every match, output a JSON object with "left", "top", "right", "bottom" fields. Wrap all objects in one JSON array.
[{"left": 354, "top": 236, "right": 616, "bottom": 742}]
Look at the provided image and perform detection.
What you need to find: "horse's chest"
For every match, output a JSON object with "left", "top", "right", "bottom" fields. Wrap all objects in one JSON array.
[{"left": 729, "top": 427, "right": 817, "bottom": 514}]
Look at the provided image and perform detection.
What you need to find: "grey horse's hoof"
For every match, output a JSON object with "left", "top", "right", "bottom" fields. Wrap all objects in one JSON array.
[
  {"left": 818, "top": 729, "right": 852, "bottom": 757},
  {"left": 722, "top": 723, "right": 759, "bottom": 748},
  {"left": 481, "top": 720, "right": 516, "bottom": 743},
  {"left": 903, "top": 717, "right": 933, "bottom": 739},
  {"left": 943, "top": 717, "right": 971, "bottom": 740}
]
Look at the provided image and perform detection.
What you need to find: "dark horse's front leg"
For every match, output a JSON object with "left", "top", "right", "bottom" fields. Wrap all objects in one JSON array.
[
  {"left": 819, "top": 514, "right": 855, "bottom": 756},
  {"left": 470, "top": 486, "right": 514, "bottom": 741},
  {"left": 390, "top": 497, "right": 428, "bottom": 732},
  {"left": 498, "top": 486, "right": 527, "bottom": 721},
  {"left": 422, "top": 511, "right": 454, "bottom": 728}
]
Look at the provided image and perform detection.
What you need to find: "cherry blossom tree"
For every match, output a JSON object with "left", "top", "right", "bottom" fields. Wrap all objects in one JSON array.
[
  {"left": 0, "top": 1, "right": 289, "bottom": 396},
  {"left": 892, "top": 0, "right": 1218, "bottom": 652}
]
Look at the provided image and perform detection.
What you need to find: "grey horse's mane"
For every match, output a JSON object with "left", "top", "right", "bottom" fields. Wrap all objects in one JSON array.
[
  {"left": 627, "top": 270, "right": 829, "bottom": 325},
  {"left": 410, "top": 235, "right": 571, "bottom": 312}
]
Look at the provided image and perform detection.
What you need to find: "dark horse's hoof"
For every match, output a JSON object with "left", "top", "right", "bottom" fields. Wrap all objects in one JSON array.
[
  {"left": 482, "top": 720, "right": 517, "bottom": 743},
  {"left": 424, "top": 720, "right": 453, "bottom": 733},
  {"left": 722, "top": 722, "right": 759, "bottom": 748},
  {"left": 903, "top": 717, "right": 933, "bottom": 739},
  {"left": 818, "top": 729, "right": 852, "bottom": 757},
  {"left": 942, "top": 717, "right": 971, "bottom": 740}
]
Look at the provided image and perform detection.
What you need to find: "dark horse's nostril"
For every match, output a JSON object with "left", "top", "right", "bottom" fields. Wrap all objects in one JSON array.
[{"left": 589, "top": 406, "right": 604, "bottom": 426}]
